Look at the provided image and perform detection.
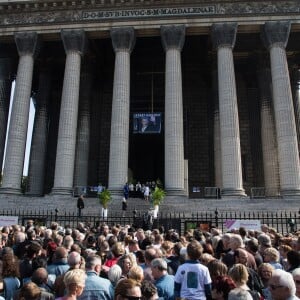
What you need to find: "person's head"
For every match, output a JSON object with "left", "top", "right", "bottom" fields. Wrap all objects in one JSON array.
[
  {"left": 63, "top": 269, "right": 86, "bottom": 297},
  {"left": 31, "top": 267, "right": 48, "bottom": 286},
  {"left": 141, "top": 117, "right": 149, "bottom": 127},
  {"left": 141, "top": 280, "right": 158, "bottom": 300},
  {"left": 118, "top": 254, "right": 136, "bottom": 276},
  {"left": 229, "top": 234, "right": 244, "bottom": 250},
  {"left": 292, "top": 267, "right": 300, "bottom": 297},
  {"left": 85, "top": 255, "right": 102, "bottom": 274},
  {"left": 68, "top": 251, "right": 82, "bottom": 268},
  {"left": 150, "top": 258, "right": 168, "bottom": 280},
  {"left": 257, "top": 263, "right": 274, "bottom": 281},
  {"left": 263, "top": 247, "right": 280, "bottom": 263},
  {"left": 108, "top": 264, "right": 123, "bottom": 287},
  {"left": 112, "top": 242, "right": 125, "bottom": 258},
  {"left": 114, "top": 278, "right": 142, "bottom": 300},
  {"left": 187, "top": 240, "right": 203, "bottom": 260},
  {"left": 26, "top": 242, "right": 42, "bottom": 259},
  {"left": 18, "top": 282, "right": 41, "bottom": 300},
  {"left": 228, "top": 288, "right": 253, "bottom": 300},
  {"left": 2, "top": 253, "right": 20, "bottom": 277},
  {"left": 233, "top": 248, "right": 248, "bottom": 265},
  {"left": 269, "top": 269, "right": 296, "bottom": 300},
  {"left": 228, "top": 264, "right": 248, "bottom": 286},
  {"left": 207, "top": 260, "right": 228, "bottom": 281},
  {"left": 211, "top": 275, "right": 236, "bottom": 300},
  {"left": 127, "top": 265, "right": 144, "bottom": 283},
  {"left": 54, "top": 246, "right": 68, "bottom": 261}
]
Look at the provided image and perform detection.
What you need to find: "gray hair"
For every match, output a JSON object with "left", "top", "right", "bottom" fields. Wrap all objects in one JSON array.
[
  {"left": 68, "top": 251, "right": 81, "bottom": 267},
  {"left": 85, "top": 255, "right": 102, "bottom": 270},
  {"left": 108, "top": 264, "right": 122, "bottom": 286},
  {"left": 273, "top": 269, "right": 296, "bottom": 296},
  {"left": 292, "top": 267, "right": 300, "bottom": 277},
  {"left": 151, "top": 258, "right": 167, "bottom": 271}
]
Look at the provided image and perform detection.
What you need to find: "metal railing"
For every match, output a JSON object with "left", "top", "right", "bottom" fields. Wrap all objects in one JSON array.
[{"left": 0, "top": 209, "right": 298, "bottom": 236}]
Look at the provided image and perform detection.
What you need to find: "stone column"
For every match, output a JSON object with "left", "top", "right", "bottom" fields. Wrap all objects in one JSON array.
[
  {"left": 211, "top": 23, "right": 246, "bottom": 197},
  {"left": 73, "top": 60, "right": 93, "bottom": 189},
  {"left": 1, "top": 32, "right": 38, "bottom": 194},
  {"left": 108, "top": 27, "right": 135, "bottom": 193},
  {"left": 52, "top": 29, "right": 87, "bottom": 195},
  {"left": 161, "top": 25, "right": 185, "bottom": 195},
  {"left": 0, "top": 58, "right": 13, "bottom": 174},
  {"left": 261, "top": 21, "right": 300, "bottom": 197},
  {"left": 212, "top": 67, "right": 222, "bottom": 189},
  {"left": 257, "top": 63, "right": 280, "bottom": 196},
  {"left": 291, "top": 67, "right": 300, "bottom": 150},
  {"left": 27, "top": 66, "right": 51, "bottom": 196}
]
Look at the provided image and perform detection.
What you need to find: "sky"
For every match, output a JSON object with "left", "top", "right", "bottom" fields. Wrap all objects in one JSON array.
[{"left": 3, "top": 81, "right": 35, "bottom": 176}]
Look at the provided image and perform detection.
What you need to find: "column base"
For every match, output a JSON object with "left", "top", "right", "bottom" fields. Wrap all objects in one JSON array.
[
  {"left": 221, "top": 188, "right": 247, "bottom": 198},
  {"left": 0, "top": 187, "right": 22, "bottom": 195},
  {"left": 165, "top": 188, "right": 186, "bottom": 196},
  {"left": 281, "top": 188, "right": 300, "bottom": 199},
  {"left": 51, "top": 187, "right": 73, "bottom": 196}
]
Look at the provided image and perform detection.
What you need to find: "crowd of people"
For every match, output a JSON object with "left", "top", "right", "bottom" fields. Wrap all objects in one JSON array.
[{"left": 0, "top": 220, "right": 299, "bottom": 299}]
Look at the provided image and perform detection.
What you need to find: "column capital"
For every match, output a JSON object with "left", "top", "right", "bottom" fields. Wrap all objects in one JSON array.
[
  {"left": 61, "top": 29, "right": 87, "bottom": 55},
  {"left": 110, "top": 27, "right": 135, "bottom": 53},
  {"left": 161, "top": 25, "right": 185, "bottom": 52},
  {"left": 261, "top": 21, "right": 291, "bottom": 50},
  {"left": 14, "top": 32, "right": 39, "bottom": 57},
  {"left": 211, "top": 23, "right": 237, "bottom": 50}
]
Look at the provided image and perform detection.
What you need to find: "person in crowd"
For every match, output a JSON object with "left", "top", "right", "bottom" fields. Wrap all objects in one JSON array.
[
  {"left": 121, "top": 198, "right": 127, "bottom": 218},
  {"left": 54, "top": 251, "right": 82, "bottom": 297},
  {"left": 31, "top": 267, "right": 55, "bottom": 299},
  {"left": 123, "top": 183, "right": 129, "bottom": 200},
  {"left": 278, "top": 244, "right": 292, "bottom": 270},
  {"left": 144, "top": 185, "right": 150, "bottom": 202},
  {"left": 117, "top": 254, "right": 136, "bottom": 279},
  {"left": 292, "top": 268, "right": 300, "bottom": 298},
  {"left": 16, "top": 282, "right": 42, "bottom": 300},
  {"left": 143, "top": 246, "right": 159, "bottom": 283},
  {"left": 245, "top": 239, "right": 263, "bottom": 268},
  {"left": 228, "top": 288, "right": 253, "bottom": 300},
  {"left": 2, "top": 253, "right": 21, "bottom": 300},
  {"left": 263, "top": 247, "right": 283, "bottom": 269},
  {"left": 257, "top": 263, "right": 274, "bottom": 300},
  {"left": 268, "top": 269, "right": 299, "bottom": 300},
  {"left": 174, "top": 240, "right": 212, "bottom": 299},
  {"left": 127, "top": 265, "right": 144, "bottom": 283},
  {"left": 108, "top": 264, "right": 122, "bottom": 295},
  {"left": 77, "top": 195, "right": 85, "bottom": 218},
  {"left": 103, "top": 242, "right": 125, "bottom": 273},
  {"left": 207, "top": 260, "right": 228, "bottom": 284},
  {"left": 141, "top": 280, "right": 159, "bottom": 300},
  {"left": 78, "top": 255, "right": 113, "bottom": 300},
  {"left": 55, "top": 269, "right": 86, "bottom": 300},
  {"left": 151, "top": 258, "right": 174, "bottom": 299},
  {"left": 114, "top": 278, "right": 142, "bottom": 300},
  {"left": 211, "top": 275, "right": 236, "bottom": 300},
  {"left": 47, "top": 247, "right": 69, "bottom": 280}
]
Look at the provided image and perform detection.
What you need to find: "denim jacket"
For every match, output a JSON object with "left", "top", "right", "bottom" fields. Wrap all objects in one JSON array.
[{"left": 77, "top": 271, "right": 113, "bottom": 300}]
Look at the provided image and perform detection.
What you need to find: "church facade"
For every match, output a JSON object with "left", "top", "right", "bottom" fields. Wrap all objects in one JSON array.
[{"left": 0, "top": 0, "right": 299, "bottom": 198}]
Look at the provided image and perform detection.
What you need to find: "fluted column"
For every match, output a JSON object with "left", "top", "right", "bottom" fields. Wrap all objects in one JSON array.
[
  {"left": 212, "top": 67, "right": 222, "bottom": 189},
  {"left": 27, "top": 66, "right": 51, "bottom": 196},
  {"left": 52, "top": 29, "right": 87, "bottom": 195},
  {"left": 1, "top": 32, "right": 38, "bottom": 194},
  {"left": 211, "top": 23, "right": 246, "bottom": 197},
  {"left": 161, "top": 25, "right": 185, "bottom": 194},
  {"left": 73, "top": 60, "right": 93, "bottom": 189},
  {"left": 257, "top": 63, "right": 280, "bottom": 196},
  {"left": 0, "top": 58, "right": 13, "bottom": 174},
  {"left": 108, "top": 27, "right": 135, "bottom": 193},
  {"left": 261, "top": 21, "right": 300, "bottom": 197},
  {"left": 291, "top": 67, "right": 300, "bottom": 151}
]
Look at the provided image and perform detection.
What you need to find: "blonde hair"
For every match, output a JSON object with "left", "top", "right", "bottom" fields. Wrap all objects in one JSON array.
[
  {"left": 63, "top": 269, "right": 86, "bottom": 288},
  {"left": 127, "top": 265, "right": 144, "bottom": 282},
  {"left": 228, "top": 264, "right": 249, "bottom": 285},
  {"left": 264, "top": 247, "right": 280, "bottom": 262}
]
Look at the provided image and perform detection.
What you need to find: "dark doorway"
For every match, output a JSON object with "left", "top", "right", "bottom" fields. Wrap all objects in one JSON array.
[{"left": 129, "top": 132, "right": 164, "bottom": 184}]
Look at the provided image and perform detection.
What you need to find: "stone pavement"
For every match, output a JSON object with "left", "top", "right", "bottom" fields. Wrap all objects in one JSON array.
[{"left": 0, "top": 194, "right": 299, "bottom": 215}]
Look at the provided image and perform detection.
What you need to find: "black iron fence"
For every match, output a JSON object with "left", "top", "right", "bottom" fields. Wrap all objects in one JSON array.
[{"left": 0, "top": 209, "right": 299, "bottom": 236}]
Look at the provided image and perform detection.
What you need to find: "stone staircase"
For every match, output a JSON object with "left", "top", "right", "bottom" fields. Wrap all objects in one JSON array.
[{"left": 0, "top": 194, "right": 299, "bottom": 215}]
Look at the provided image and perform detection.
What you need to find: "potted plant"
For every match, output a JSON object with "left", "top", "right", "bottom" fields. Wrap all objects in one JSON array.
[
  {"left": 99, "top": 189, "right": 111, "bottom": 218},
  {"left": 151, "top": 187, "right": 166, "bottom": 218}
]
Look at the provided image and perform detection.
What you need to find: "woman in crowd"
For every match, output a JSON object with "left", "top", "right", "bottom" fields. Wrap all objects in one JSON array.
[
  {"left": 211, "top": 275, "right": 236, "bottom": 300},
  {"left": 257, "top": 263, "right": 274, "bottom": 300},
  {"left": 114, "top": 278, "right": 141, "bottom": 300},
  {"left": 1, "top": 253, "right": 21, "bottom": 300},
  {"left": 263, "top": 247, "right": 283, "bottom": 269},
  {"left": 117, "top": 254, "right": 137, "bottom": 279},
  {"left": 55, "top": 269, "right": 86, "bottom": 300}
]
